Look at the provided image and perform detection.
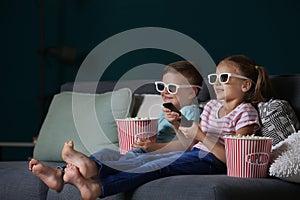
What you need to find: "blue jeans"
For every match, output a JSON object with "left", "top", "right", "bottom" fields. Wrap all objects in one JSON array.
[
  {"left": 90, "top": 148, "right": 227, "bottom": 197},
  {"left": 57, "top": 148, "right": 149, "bottom": 173}
]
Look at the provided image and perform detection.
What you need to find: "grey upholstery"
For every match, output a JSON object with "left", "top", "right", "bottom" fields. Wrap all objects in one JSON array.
[
  {"left": 130, "top": 175, "right": 300, "bottom": 200},
  {"left": 0, "top": 161, "right": 48, "bottom": 200},
  {"left": 0, "top": 75, "right": 299, "bottom": 200}
]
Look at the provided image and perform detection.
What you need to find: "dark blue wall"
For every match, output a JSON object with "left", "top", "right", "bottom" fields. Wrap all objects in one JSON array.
[{"left": 1, "top": 0, "right": 299, "bottom": 160}]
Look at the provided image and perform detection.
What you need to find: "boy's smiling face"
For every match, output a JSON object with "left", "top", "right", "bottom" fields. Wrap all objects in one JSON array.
[{"left": 160, "top": 72, "right": 196, "bottom": 110}]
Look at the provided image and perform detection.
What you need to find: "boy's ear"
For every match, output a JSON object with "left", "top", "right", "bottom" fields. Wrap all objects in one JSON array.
[
  {"left": 188, "top": 87, "right": 199, "bottom": 99},
  {"left": 241, "top": 80, "right": 252, "bottom": 92}
]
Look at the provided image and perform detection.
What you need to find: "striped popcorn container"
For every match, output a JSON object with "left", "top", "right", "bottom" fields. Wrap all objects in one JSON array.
[
  {"left": 116, "top": 118, "right": 158, "bottom": 154},
  {"left": 224, "top": 136, "right": 273, "bottom": 178}
]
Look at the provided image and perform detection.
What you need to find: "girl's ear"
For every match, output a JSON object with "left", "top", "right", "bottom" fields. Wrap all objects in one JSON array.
[{"left": 241, "top": 80, "right": 252, "bottom": 92}]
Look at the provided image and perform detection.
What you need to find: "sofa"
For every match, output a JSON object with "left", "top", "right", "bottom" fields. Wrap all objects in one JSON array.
[{"left": 0, "top": 74, "right": 300, "bottom": 200}]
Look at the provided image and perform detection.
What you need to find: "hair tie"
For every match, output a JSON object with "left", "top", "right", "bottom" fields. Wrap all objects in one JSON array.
[{"left": 255, "top": 65, "right": 260, "bottom": 70}]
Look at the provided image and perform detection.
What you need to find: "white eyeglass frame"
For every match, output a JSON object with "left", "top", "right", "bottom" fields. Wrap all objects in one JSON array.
[
  {"left": 207, "top": 73, "right": 250, "bottom": 85},
  {"left": 155, "top": 81, "right": 202, "bottom": 94}
]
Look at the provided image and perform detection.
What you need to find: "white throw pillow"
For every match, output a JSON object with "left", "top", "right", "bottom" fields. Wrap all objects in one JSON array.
[
  {"left": 33, "top": 88, "right": 132, "bottom": 161},
  {"left": 269, "top": 131, "right": 300, "bottom": 183},
  {"left": 132, "top": 94, "right": 163, "bottom": 118}
]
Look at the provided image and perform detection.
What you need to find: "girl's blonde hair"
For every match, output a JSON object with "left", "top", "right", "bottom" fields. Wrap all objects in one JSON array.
[{"left": 221, "top": 55, "right": 272, "bottom": 105}]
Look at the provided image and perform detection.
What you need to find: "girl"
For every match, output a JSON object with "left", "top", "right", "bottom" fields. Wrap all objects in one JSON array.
[{"left": 169, "top": 54, "right": 272, "bottom": 163}]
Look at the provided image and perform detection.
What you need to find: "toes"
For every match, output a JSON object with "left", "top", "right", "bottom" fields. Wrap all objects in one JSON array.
[
  {"left": 30, "top": 158, "right": 39, "bottom": 165},
  {"left": 69, "top": 164, "right": 75, "bottom": 169},
  {"left": 65, "top": 140, "right": 74, "bottom": 147},
  {"left": 29, "top": 158, "right": 39, "bottom": 170},
  {"left": 69, "top": 141, "right": 74, "bottom": 147},
  {"left": 67, "top": 163, "right": 75, "bottom": 168}
]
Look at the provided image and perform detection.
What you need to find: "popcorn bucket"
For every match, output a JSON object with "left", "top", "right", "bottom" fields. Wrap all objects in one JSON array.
[
  {"left": 224, "top": 136, "right": 273, "bottom": 178},
  {"left": 116, "top": 118, "right": 158, "bottom": 154}
]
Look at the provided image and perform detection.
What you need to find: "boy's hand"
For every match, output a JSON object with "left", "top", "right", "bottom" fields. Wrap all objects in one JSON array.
[
  {"left": 163, "top": 107, "right": 181, "bottom": 128},
  {"left": 132, "top": 138, "right": 154, "bottom": 151}
]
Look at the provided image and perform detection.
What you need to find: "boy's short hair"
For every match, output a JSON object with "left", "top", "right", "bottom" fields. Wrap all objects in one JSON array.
[{"left": 164, "top": 60, "right": 203, "bottom": 88}]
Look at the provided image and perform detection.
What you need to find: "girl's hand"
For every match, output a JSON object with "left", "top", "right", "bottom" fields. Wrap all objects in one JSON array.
[
  {"left": 178, "top": 121, "right": 199, "bottom": 140},
  {"left": 163, "top": 107, "right": 181, "bottom": 128}
]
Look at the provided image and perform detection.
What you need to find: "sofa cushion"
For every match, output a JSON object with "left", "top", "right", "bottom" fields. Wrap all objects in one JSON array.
[
  {"left": 46, "top": 184, "right": 126, "bottom": 200},
  {"left": 131, "top": 175, "right": 300, "bottom": 200},
  {"left": 0, "top": 161, "right": 49, "bottom": 200},
  {"left": 33, "top": 88, "right": 132, "bottom": 161},
  {"left": 257, "top": 99, "right": 300, "bottom": 146},
  {"left": 44, "top": 173, "right": 300, "bottom": 200},
  {"left": 131, "top": 94, "right": 163, "bottom": 118}
]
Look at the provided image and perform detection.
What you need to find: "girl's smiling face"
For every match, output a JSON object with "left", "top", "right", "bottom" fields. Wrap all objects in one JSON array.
[
  {"left": 214, "top": 61, "right": 249, "bottom": 102},
  {"left": 160, "top": 72, "right": 197, "bottom": 110}
]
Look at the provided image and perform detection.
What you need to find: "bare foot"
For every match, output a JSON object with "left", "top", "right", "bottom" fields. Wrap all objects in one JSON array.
[
  {"left": 29, "top": 158, "right": 64, "bottom": 192},
  {"left": 64, "top": 164, "right": 102, "bottom": 200},
  {"left": 61, "top": 141, "right": 98, "bottom": 178}
]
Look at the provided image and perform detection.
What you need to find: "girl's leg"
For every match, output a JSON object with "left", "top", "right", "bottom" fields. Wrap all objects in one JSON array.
[
  {"left": 98, "top": 149, "right": 226, "bottom": 197},
  {"left": 63, "top": 164, "right": 101, "bottom": 200},
  {"left": 62, "top": 141, "right": 98, "bottom": 178},
  {"left": 160, "top": 149, "right": 227, "bottom": 175}
]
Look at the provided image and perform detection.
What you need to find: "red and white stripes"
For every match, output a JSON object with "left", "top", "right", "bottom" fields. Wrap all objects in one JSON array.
[
  {"left": 116, "top": 119, "right": 158, "bottom": 154},
  {"left": 225, "top": 137, "right": 272, "bottom": 178}
]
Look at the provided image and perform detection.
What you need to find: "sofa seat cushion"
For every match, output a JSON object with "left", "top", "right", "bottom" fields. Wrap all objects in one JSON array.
[
  {"left": 45, "top": 171, "right": 300, "bottom": 200},
  {"left": 46, "top": 183, "right": 126, "bottom": 200},
  {"left": 0, "top": 161, "right": 49, "bottom": 200},
  {"left": 131, "top": 175, "right": 300, "bottom": 200}
]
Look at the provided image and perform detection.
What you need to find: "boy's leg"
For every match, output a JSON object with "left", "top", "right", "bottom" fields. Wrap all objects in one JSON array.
[
  {"left": 62, "top": 141, "right": 179, "bottom": 178},
  {"left": 61, "top": 141, "right": 98, "bottom": 179},
  {"left": 29, "top": 158, "right": 64, "bottom": 192},
  {"left": 96, "top": 150, "right": 184, "bottom": 175}
]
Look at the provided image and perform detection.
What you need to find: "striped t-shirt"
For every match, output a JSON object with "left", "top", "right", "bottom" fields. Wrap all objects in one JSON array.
[{"left": 193, "top": 100, "right": 260, "bottom": 151}]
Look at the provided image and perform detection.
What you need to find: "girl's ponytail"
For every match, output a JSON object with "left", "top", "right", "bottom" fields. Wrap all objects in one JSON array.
[{"left": 252, "top": 66, "right": 272, "bottom": 104}]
